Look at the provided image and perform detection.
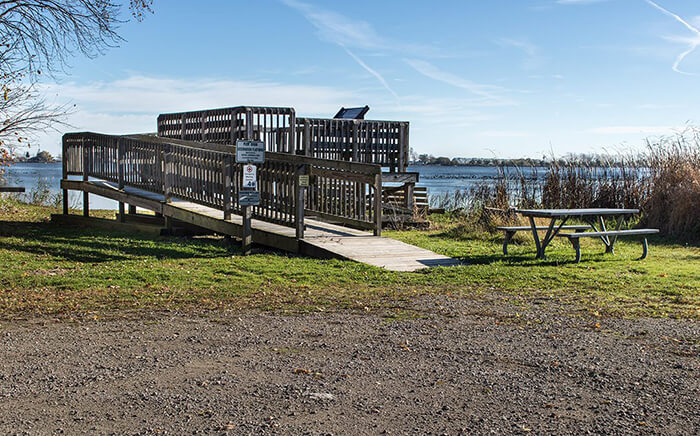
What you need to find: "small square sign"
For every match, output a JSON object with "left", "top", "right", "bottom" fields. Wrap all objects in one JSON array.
[
  {"left": 243, "top": 164, "right": 257, "bottom": 189},
  {"left": 298, "top": 175, "right": 310, "bottom": 187}
]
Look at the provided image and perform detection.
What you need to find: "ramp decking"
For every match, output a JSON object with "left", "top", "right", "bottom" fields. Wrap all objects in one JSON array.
[{"left": 60, "top": 179, "right": 459, "bottom": 271}]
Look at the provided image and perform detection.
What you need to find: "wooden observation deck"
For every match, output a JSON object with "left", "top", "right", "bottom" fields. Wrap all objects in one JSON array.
[{"left": 58, "top": 109, "right": 456, "bottom": 271}]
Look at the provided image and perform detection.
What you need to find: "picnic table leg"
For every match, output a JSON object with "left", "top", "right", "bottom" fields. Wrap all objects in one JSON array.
[
  {"left": 598, "top": 216, "right": 613, "bottom": 253},
  {"left": 607, "top": 215, "right": 624, "bottom": 255},
  {"left": 640, "top": 238, "right": 649, "bottom": 260},
  {"left": 503, "top": 230, "right": 515, "bottom": 255},
  {"left": 528, "top": 217, "right": 543, "bottom": 258},
  {"left": 569, "top": 238, "right": 581, "bottom": 263}
]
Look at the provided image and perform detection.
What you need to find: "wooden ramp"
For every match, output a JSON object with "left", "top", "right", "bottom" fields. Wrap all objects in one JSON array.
[{"left": 60, "top": 180, "right": 459, "bottom": 272}]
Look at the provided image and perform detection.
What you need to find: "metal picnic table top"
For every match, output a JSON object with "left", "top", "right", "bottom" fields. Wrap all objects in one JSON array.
[
  {"left": 513, "top": 208, "right": 642, "bottom": 259},
  {"left": 0, "top": 186, "right": 25, "bottom": 193},
  {"left": 515, "top": 208, "right": 639, "bottom": 218}
]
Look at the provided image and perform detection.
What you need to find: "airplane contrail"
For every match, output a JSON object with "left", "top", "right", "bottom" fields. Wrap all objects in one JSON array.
[
  {"left": 646, "top": 0, "right": 700, "bottom": 75},
  {"left": 341, "top": 46, "right": 400, "bottom": 103}
]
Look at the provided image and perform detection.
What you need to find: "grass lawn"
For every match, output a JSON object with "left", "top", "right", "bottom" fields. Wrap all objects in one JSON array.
[{"left": 0, "top": 198, "right": 698, "bottom": 319}]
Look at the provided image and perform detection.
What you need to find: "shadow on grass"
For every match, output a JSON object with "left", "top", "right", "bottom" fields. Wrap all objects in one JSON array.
[{"left": 0, "top": 220, "right": 238, "bottom": 263}]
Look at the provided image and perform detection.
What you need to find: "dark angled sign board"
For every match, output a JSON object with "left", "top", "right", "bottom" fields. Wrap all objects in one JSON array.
[
  {"left": 239, "top": 190, "right": 260, "bottom": 206},
  {"left": 236, "top": 140, "right": 265, "bottom": 164}
]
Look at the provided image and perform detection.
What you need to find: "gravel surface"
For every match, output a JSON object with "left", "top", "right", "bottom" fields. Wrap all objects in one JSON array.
[{"left": 0, "top": 296, "right": 698, "bottom": 435}]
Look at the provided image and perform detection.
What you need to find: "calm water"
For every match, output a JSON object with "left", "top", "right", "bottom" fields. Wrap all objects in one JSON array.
[
  {"left": 2, "top": 162, "right": 540, "bottom": 210},
  {"left": 2, "top": 162, "right": 118, "bottom": 209}
]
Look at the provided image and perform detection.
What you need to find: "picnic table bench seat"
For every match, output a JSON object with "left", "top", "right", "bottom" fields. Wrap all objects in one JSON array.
[
  {"left": 497, "top": 225, "right": 589, "bottom": 254},
  {"left": 558, "top": 229, "right": 659, "bottom": 262},
  {"left": 0, "top": 187, "right": 25, "bottom": 193}
]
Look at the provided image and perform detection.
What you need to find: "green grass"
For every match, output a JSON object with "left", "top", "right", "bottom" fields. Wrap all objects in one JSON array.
[{"left": 0, "top": 198, "right": 698, "bottom": 319}]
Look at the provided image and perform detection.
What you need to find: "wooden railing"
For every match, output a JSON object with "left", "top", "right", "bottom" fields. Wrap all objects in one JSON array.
[
  {"left": 62, "top": 132, "right": 383, "bottom": 236},
  {"left": 156, "top": 106, "right": 409, "bottom": 172},
  {"left": 157, "top": 106, "right": 296, "bottom": 153},
  {"left": 296, "top": 117, "right": 409, "bottom": 172}
]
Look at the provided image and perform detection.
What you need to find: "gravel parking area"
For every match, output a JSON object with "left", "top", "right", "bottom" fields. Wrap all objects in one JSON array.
[{"left": 0, "top": 296, "right": 698, "bottom": 435}]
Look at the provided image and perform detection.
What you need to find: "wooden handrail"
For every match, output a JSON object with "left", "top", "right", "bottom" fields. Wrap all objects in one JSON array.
[{"left": 62, "top": 131, "right": 383, "bottom": 236}]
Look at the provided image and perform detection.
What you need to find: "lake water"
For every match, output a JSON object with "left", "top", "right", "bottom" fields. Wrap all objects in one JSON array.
[{"left": 2, "top": 162, "right": 543, "bottom": 210}]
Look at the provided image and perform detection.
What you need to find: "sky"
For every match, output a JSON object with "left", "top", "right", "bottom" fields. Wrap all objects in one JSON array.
[{"left": 32, "top": 0, "right": 700, "bottom": 159}]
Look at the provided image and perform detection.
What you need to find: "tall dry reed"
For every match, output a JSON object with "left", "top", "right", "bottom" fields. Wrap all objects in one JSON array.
[{"left": 432, "top": 129, "right": 700, "bottom": 241}]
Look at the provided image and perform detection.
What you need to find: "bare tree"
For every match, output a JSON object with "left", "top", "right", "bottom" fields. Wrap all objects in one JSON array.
[{"left": 0, "top": 0, "right": 153, "bottom": 178}]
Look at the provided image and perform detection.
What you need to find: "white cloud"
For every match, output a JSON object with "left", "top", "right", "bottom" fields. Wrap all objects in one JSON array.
[
  {"left": 280, "top": 0, "right": 404, "bottom": 102},
  {"left": 280, "top": 0, "right": 446, "bottom": 57},
  {"left": 496, "top": 38, "right": 542, "bottom": 70},
  {"left": 556, "top": 0, "right": 609, "bottom": 4},
  {"left": 404, "top": 59, "right": 515, "bottom": 106},
  {"left": 588, "top": 125, "right": 681, "bottom": 135},
  {"left": 34, "top": 75, "right": 358, "bottom": 154},
  {"left": 480, "top": 130, "right": 531, "bottom": 138}
]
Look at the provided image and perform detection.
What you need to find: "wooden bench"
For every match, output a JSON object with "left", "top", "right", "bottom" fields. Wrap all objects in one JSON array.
[
  {"left": 557, "top": 229, "right": 659, "bottom": 262},
  {"left": 498, "top": 225, "right": 589, "bottom": 255}
]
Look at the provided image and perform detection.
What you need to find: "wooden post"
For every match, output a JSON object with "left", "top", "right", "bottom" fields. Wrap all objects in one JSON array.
[
  {"left": 82, "top": 140, "right": 89, "bottom": 217},
  {"left": 242, "top": 109, "right": 255, "bottom": 255},
  {"left": 295, "top": 164, "right": 307, "bottom": 240},
  {"left": 242, "top": 205, "right": 252, "bottom": 255},
  {"left": 289, "top": 110, "right": 297, "bottom": 155},
  {"left": 352, "top": 121, "right": 359, "bottom": 162},
  {"left": 223, "top": 154, "right": 232, "bottom": 220},
  {"left": 61, "top": 136, "right": 69, "bottom": 215},
  {"left": 164, "top": 144, "right": 172, "bottom": 204},
  {"left": 374, "top": 172, "right": 382, "bottom": 236},
  {"left": 404, "top": 182, "right": 414, "bottom": 210},
  {"left": 398, "top": 123, "right": 406, "bottom": 172},
  {"left": 117, "top": 137, "right": 126, "bottom": 222},
  {"left": 303, "top": 120, "right": 311, "bottom": 156}
]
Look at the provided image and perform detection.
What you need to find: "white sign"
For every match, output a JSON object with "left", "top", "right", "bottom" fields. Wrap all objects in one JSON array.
[
  {"left": 236, "top": 140, "right": 265, "bottom": 163},
  {"left": 243, "top": 164, "right": 257, "bottom": 189}
]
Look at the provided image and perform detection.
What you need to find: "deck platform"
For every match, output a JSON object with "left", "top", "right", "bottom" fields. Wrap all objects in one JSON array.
[{"left": 59, "top": 180, "right": 459, "bottom": 272}]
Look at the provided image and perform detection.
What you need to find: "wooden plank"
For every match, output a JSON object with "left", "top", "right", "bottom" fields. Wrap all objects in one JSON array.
[{"left": 381, "top": 172, "right": 419, "bottom": 184}]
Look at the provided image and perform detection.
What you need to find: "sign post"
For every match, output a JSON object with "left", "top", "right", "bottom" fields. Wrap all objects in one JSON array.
[{"left": 235, "top": 140, "right": 265, "bottom": 255}]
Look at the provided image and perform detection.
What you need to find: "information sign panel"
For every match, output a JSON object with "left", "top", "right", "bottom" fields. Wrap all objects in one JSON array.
[
  {"left": 235, "top": 140, "right": 265, "bottom": 163},
  {"left": 239, "top": 190, "right": 260, "bottom": 206}
]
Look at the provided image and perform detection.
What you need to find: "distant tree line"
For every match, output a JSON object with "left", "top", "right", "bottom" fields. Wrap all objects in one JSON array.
[{"left": 411, "top": 152, "right": 640, "bottom": 168}]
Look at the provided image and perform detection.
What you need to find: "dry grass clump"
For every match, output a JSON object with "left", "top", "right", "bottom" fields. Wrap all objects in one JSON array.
[
  {"left": 430, "top": 129, "right": 700, "bottom": 241},
  {"left": 641, "top": 133, "right": 700, "bottom": 239}
]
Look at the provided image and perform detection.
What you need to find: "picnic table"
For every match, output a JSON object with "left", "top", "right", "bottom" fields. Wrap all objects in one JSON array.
[{"left": 513, "top": 208, "right": 658, "bottom": 261}]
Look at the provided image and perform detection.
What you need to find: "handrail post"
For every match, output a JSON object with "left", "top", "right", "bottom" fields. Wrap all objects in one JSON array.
[
  {"left": 374, "top": 171, "right": 382, "bottom": 236},
  {"left": 164, "top": 144, "right": 172, "bottom": 204},
  {"left": 352, "top": 121, "right": 359, "bottom": 162},
  {"left": 289, "top": 109, "right": 297, "bottom": 155},
  {"left": 398, "top": 123, "right": 406, "bottom": 172},
  {"left": 295, "top": 163, "right": 307, "bottom": 240},
  {"left": 223, "top": 154, "right": 232, "bottom": 220},
  {"left": 117, "top": 137, "right": 125, "bottom": 222},
  {"left": 61, "top": 136, "right": 69, "bottom": 215},
  {"left": 303, "top": 119, "right": 311, "bottom": 156},
  {"left": 82, "top": 139, "right": 89, "bottom": 217}
]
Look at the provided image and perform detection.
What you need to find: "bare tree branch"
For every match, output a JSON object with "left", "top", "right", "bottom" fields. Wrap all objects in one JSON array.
[{"left": 0, "top": 1, "right": 153, "bottom": 180}]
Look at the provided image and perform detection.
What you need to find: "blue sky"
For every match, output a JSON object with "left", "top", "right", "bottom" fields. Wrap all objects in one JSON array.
[{"left": 36, "top": 0, "right": 700, "bottom": 158}]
